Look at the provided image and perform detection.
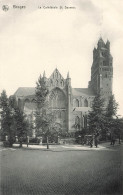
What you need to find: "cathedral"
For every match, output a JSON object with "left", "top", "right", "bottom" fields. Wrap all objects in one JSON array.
[{"left": 14, "top": 38, "right": 113, "bottom": 135}]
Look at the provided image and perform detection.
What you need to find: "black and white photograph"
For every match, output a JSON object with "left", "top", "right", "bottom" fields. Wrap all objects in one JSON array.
[{"left": 0, "top": 0, "right": 123, "bottom": 194}]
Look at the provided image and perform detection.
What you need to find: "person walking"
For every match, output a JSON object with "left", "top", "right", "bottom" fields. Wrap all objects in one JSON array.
[
  {"left": 89, "top": 137, "right": 93, "bottom": 148},
  {"left": 95, "top": 136, "right": 98, "bottom": 148},
  {"left": 112, "top": 135, "right": 116, "bottom": 146}
]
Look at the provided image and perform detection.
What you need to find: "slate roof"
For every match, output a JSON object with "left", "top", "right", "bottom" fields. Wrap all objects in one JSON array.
[
  {"left": 14, "top": 87, "right": 35, "bottom": 97},
  {"left": 72, "top": 88, "right": 95, "bottom": 97},
  {"left": 14, "top": 87, "right": 95, "bottom": 97}
]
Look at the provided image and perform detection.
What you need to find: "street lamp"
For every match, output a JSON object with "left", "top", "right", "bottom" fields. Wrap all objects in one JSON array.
[
  {"left": 58, "top": 135, "right": 60, "bottom": 144},
  {"left": 78, "top": 135, "right": 81, "bottom": 144},
  {"left": 47, "top": 136, "right": 49, "bottom": 149}
]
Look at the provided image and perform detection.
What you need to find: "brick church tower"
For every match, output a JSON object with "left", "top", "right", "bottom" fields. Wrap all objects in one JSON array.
[{"left": 88, "top": 37, "right": 113, "bottom": 105}]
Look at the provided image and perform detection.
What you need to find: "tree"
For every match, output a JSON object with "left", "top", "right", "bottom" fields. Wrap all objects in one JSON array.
[
  {"left": 14, "top": 107, "right": 29, "bottom": 147},
  {"left": 35, "top": 75, "right": 49, "bottom": 134},
  {"left": 0, "top": 91, "right": 30, "bottom": 147},
  {"left": 0, "top": 90, "right": 15, "bottom": 146},
  {"left": 106, "top": 95, "right": 118, "bottom": 118},
  {"left": 113, "top": 117, "right": 123, "bottom": 144},
  {"left": 35, "top": 75, "right": 49, "bottom": 111},
  {"left": 88, "top": 93, "right": 106, "bottom": 138},
  {"left": 9, "top": 96, "right": 29, "bottom": 147},
  {"left": 35, "top": 75, "right": 58, "bottom": 148},
  {"left": 105, "top": 95, "right": 120, "bottom": 143}
]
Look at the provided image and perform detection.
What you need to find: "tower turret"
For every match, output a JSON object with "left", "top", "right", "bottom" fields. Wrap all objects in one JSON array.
[
  {"left": 89, "top": 38, "right": 113, "bottom": 105},
  {"left": 66, "top": 71, "right": 71, "bottom": 90}
]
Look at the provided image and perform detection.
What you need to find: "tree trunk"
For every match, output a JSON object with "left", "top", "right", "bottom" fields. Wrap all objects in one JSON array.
[
  {"left": 27, "top": 136, "right": 29, "bottom": 147},
  {"left": 9, "top": 135, "right": 13, "bottom": 147},
  {"left": 20, "top": 137, "right": 23, "bottom": 148},
  {"left": 119, "top": 134, "right": 121, "bottom": 144},
  {"left": 20, "top": 141, "right": 22, "bottom": 148},
  {"left": 47, "top": 136, "right": 49, "bottom": 149}
]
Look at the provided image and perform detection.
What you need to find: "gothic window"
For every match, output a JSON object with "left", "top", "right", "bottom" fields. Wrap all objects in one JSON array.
[
  {"left": 75, "top": 116, "right": 80, "bottom": 130},
  {"left": 58, "top": 111, "right": 61, "bottom": 118},
  {"left": 61, "top": 80, "right": 64, "bottom": 87},
  {"left": 61, "top": 110, "right": 65, "bottom": 120},
  {"left": 102, "top": 52, "right": 104, "bottom": 56},
  {"left": 103, "top": 61, "right": 107, "bottom": 66},
  {"left": 90, "top": 101, "right": 92, "bottom": 107},
  {"left": 55, "top": 71, "right": 58, "bottom": 78},
  {"left": 32, "top": 99, "right": 36, "bottom": 103},
  {"left": 81, "top": 100, "right": 82, "bottom": 107},
  {"left": 56, "top": 80, "right": 58, "bottom": 86},
  {"left": 18, "top": 98, "right": 21, "bottom": 108},
  {"left": 73, "top": 99, "right": 79, "bottom": 107},
  {"left": 49, "top": 88, "right": 66, "bottom": 109},
  {"left": 25, "top": 99, "right": 30, "bottom": 103},
  {"left": 84, "top": 99, "right": 88, "bottom": 107}
]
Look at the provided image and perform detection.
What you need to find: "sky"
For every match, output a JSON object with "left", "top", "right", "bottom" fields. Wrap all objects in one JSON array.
[{"left": 0, "top": 0, "right": 123, "bottom": 116}]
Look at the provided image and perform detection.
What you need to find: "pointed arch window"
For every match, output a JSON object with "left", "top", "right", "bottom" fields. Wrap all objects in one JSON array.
[
  {"left": 56, "top": 80, "right": 58, "bottom": 86},
  {"left": 75, "top": 116, "right": 80, "bottom": 130},
  {"left": 73, "top": 99, "right": 79, "bottom": 107},
  {"left": 18, "top": 98, "right": 21, "bottom": 108},
  {"left": 55, "top": 71, "right": 58, "bottom": 78},
  {"left": 25, "top": 99, "right": 30, "bottom": 103},
  {"left": 32, "top": 99, "right": 36, "bottom": 103},
  {"left": 50, "top": 79, "right": 53, "bottom": 86},
  {"left": 61, "top": 80, "right": 64, "bottom": 87},
  {"left": 84, "top": 99, "right": 88, "bottom": 107}
]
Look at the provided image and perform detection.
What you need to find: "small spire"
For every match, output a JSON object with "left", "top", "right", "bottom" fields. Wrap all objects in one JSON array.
[
  {"left": 98, "top": 36, "right": 104, "bottom": 42},
  {"left": 106, "top": 39, "right": 110, "bottom": 45},
  {"left": 93, "top": 47, "right": 96, "bottom": 52},
  {"left": 98, "top": 36, "right": 105, "bottom": 48},
  {"left": 43, "top": 71, "right": 46, "bottom": 77},
  {"left": 106, "top": 39, "right": 110, "bottom": 50},
  {"left": 67, "top": 71, "right": 70, "bottom": 78}
]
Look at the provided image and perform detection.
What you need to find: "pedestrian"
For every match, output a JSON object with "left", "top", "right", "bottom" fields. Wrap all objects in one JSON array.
[
  {"left": 112, "top": 135, "right": 115, "bottom": 146},
  {"left": 89, "top": 137, "right": 93, "bottom": 148},
  {"left": 95, "top": 136, "right": 98, "bottom": 148}
]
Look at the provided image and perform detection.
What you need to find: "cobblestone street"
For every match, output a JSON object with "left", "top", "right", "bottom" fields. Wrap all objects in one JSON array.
[{"left": 1, "top": 143, "right": 122, "bottom": 195}]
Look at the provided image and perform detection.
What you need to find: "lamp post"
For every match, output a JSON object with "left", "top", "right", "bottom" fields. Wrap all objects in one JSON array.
[
  {"left": 39, "top": 136, "right": 42, "bottom": 145},
  {"left": 47, "top": 136, "right": 49, "bottom": 149},
  {"left": 5, "top": 135, "right": 8, "bottom": 141},
  {"left": 27, "top": 136, "right": 29, "bottom": 147},
  {"left": 58, "top": 135, "right": 60, "bottom": 144},
  {"left": 78, "top": 135, "right": 81, "bottom": 144}
]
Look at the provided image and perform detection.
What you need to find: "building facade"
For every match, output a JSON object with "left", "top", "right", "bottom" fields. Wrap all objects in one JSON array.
[{"left": 14, "top": 38, "right": 113, "bottom": 134}]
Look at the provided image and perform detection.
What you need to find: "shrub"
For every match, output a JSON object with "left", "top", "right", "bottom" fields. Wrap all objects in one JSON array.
[
  {"left": 29, "top": 137, "right": 40, "bottom": 144},
  {"left": 3, "top": 141, "right": 10, "bottom": 147}
]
